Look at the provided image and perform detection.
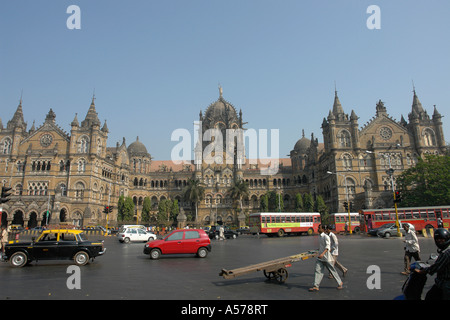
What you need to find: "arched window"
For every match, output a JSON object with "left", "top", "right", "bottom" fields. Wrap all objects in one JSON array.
[
  {"left": 1, "top": 137, "right": 12, "bottom": 154},
  {"left": 338, "top": 130, "right": 351, "bottom": 147},
  {"left": 342, "top": 153, "right": 353, "bottom": 171},
  {"left": 75, "top": 182, "right": 85, "bottom": 200},
  {"left": 78, "top": 136, "right": 90, "bottom": 153},
  {"left": 77, "top": 159, "right": 86, "bottom": 173},
  {"left": 423, "top": 128, "right": 436, "bottom": 146}
]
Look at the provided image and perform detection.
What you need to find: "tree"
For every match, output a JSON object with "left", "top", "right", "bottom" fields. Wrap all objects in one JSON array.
[
  {"left": 141, "top": 197, "right": 152, "bottom": 222},
  {"left": 314, "top": 195, "right": 329, "bottom": 224},
  {"left": 158, "top": 199, "right": 174, "bottom": 228},
  {"left": 294, "top": 193, "right": 304, "bottom": 212},
  {"left": 267, "top": 191, "right": 283, "bottom": 212},
  {"left": 182, "top": 179, "right": 205, "bottom": 223},
  {"left": 117, "top": 195, "right": 125, "bottom": 221},
  {"left": 229, "top": 178, "right": 249, "bottom": 215},
  {"left": 260, "top": 194, "right": 269, "bottom": 212},
  {"left": 303, "top": 193, "right": 314, "bottom": 212},
  {"left": 118, "top": 196, "right": 135, "bottom": 222},
  {"left": 396, "top": 154, "right": 450, "bottom": 207}
]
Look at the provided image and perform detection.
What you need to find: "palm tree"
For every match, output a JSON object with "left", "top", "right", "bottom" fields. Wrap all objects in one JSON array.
[
  {"left": 229, "top": 178, "right": 249, "bottom": 217},
  {"left": 182, "top": 179, "right": 205, "bottom": 223}
]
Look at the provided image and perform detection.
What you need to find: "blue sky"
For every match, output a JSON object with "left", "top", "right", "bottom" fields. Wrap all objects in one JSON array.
[{"left": 1, "top": 1, "right": 449, "bottom": 160}]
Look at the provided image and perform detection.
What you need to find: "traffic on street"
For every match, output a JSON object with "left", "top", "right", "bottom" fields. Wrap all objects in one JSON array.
[{"left": 0, "top": 228, "right": 441, "bottom": 301}]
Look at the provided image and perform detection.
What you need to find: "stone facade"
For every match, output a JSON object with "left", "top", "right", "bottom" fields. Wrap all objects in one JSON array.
[{"left": 0, "top": 88, "right": 445, "bottom": 228}]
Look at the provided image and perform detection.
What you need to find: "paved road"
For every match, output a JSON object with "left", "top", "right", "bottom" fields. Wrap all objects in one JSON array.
[{"left": 0, "top": 233, "right": 438, "bottom": 301}]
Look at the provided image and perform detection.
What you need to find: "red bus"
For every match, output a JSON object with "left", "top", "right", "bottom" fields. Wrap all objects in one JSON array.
[
  {"left": 249, "top": 212, "right": 321, "bottom": 237},
  {"left": 360, "top": 206, "right": 450, "bottom": 233},
  {"left": 329, "top": 212, "right": 362, "bottom": 233}
]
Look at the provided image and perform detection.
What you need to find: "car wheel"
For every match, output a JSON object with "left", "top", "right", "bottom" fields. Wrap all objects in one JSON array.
[
  {"left": 232, "top": 234, "right": 237, "bottom": 239},
  {"left": 10, "top": 252, "right": 28, "bottom": 268},
  {"left": 384, "top": 232, "right": 391, "bottom": 239},
  {"left": 124, "top": 237, "right": 130, "bottom": 244},
  {"left": 197, "top": 247, "right": 208, "bottom": 258},
  {"left": 148, "top": 237, "right": 155, "bottom": 242},
  {"left": 74, "top": 251, "right": 90, "bottom": 266},
  {"left": 150, "top": 248, "right": 161, "bottom": 260}
]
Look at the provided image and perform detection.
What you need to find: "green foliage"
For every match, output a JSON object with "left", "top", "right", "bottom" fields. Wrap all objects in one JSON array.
[
  {"left": 260, "top": 194, "right": 269, "bottom": 212},
  {"left": 303, "top": 193, "right": 314, "bottom": 212},
  {"left": 117, "top": 196, "right": 135, "bottom": 221},
  {"left": 295, "top": 193, "right": 304, "bottom": 212},
  {"left": 141, "top": 197, "right": 152, "bottom": 222},
  {"left": 396, "top": 154, "right": 450, "bottom": 207},
  {"left": 182, "top": 179, "right": 205, "bottom": 222},
  {"left": 229, "top": 178, "right": 249, "bottom": 213}
]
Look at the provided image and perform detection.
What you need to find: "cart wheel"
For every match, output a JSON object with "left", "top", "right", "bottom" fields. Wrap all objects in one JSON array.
[
  {"left": 263, "top": 270, "right": 276, "bottom": 280},
  {"left": 276, "top": 268, "right": 289, "bottom": 283}
]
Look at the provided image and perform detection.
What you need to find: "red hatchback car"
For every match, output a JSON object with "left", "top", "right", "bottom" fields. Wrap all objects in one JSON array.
[{"left": 143, "top": 229, "right": 211, "bottom": 259}]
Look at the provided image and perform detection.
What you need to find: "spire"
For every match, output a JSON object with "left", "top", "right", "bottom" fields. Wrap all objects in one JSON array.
[
  {"left": 433, "top": 105, "right": 442, "bottom": 120},
  {"left": 332, "top": 89, "right": 344, "bottom": 115},
  {"left": 71, "top": 113, "right": 79, "bottom": 127},
  {"left": 218, "top": 84, "right": 223, "bottom": 98},
  {"left": 101, "top": 119, "right": 109, "bottom": 133},
  {"left": 81, "top": 95, "right": 101, "bottom": 128},
  {"left": 412, "top": 88, "right": 424, "bottom": 114},
  {"left": 7, "top": 98, "right": 27, "bottom": 130}
]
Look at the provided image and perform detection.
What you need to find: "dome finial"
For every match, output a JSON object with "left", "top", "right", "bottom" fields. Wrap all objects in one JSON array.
[{"left": 218, "top": 83, "right": 223, "bottom": 98}]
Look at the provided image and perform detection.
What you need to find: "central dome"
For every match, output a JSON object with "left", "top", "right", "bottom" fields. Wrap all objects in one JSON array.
[
  {"left": 127, "top": 136, "right": 149, "bottom": 156},
  {"left": 293, "top": 130, "right": 311, "bottom": 154},
  {"left": 203, "top": 87, "right": 239, "bottom": 128}
]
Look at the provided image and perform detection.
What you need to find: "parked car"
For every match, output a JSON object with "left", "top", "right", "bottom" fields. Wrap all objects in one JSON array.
[
  {"left": 143, "top": 229, "right": 211, "bottom": 259},
  {"left": 377, "top": 222, "right": 416, "bottom": 238},
  {"left": 118, "top": 227, "right": 157, "bottom": 243},
  {"left": 208, "top": 225, "right": 239, "bottom": 239},
  {"left": 368, "top": 223, "right": 394, "bottom": 236},
  {"left": 2, "top": 229, "right": 106, "bottom": 267}
]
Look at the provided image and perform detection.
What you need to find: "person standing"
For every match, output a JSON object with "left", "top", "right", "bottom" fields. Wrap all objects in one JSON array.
[
  {"left": 309, "top": 224, "right": 343, "bottom": 291},
  {"left": 219, "top": 225, "right": 225, "bottom": 241},
  {"left": 0, "top": 226, "right": 8, "bottom": 257},
  {"left": 325, "top": 225, "right": 348, "bottom": 277},
  {"left": 402, "top": 223, "right": 421, "bottom": 275}
]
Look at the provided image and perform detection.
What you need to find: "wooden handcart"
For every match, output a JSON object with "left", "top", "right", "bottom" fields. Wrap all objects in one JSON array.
[{"left": 219, "top": 250, "right": 318, "bottom": 283}]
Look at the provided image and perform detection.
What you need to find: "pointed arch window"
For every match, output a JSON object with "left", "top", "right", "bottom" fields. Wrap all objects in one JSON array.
[
  {"left": 423, "top": 128, "right": 436, "bottom": 146},
  {"left": 77, "top": 159, "right": 86, "bottom": 173},
  {"left": 1, "top": 137, "right": 12, "bottom": 154},
  {"left": 338, "top": 130, "right": 351, "bottom": 147},
  {"left": 78, "top": 136, "right": 90, "bottom": 153},
  {"left": 342, "top": 153, "right": 353, "bottom": 171}
]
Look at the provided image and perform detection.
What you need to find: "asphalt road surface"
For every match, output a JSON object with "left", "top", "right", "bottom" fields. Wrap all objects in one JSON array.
[{"left": 0, "top": 232, "right": 439, "bottom": 301}]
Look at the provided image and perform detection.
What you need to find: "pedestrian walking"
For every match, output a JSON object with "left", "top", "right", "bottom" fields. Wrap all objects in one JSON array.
[
  {"left": 309, "top": 224, "right": 343, "bottom": 292},
  {"left": 325, "top": 225, "right": 348, "bottom": 277},
  {"left": 0, "top": 225, "right": 8, "bottom": 257},
  {"left": 219, "top": 225, "right": 225, "bottom": 241},
  {"left": 402, "top": 223, "right": 421, "bottom": 275}
]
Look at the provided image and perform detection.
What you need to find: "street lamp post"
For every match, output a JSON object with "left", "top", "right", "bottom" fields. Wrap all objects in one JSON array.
[
  {"left": 327, "top": 171, "right": 352, "bottom": 234},
  {"left": 366, "top": 150, "right": 401, "bottom": 237}
]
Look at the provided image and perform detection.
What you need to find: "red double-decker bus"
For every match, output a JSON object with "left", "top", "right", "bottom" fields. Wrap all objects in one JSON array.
[{"left": 360, "top": 206, "right": 450, "bottom": 233}]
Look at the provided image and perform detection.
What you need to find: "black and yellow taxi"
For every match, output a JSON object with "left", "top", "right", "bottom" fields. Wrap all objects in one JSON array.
[{"left": 3, "top": 229, "right": 106, "bottom": 267}]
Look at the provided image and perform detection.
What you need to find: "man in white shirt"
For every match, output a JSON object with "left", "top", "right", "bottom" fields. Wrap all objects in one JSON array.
[
  {"left": 402, "top": 223, "right": 421, "bottom": 275},
  {"left": 326, "top": 225, "right": 348, "bottom": 277},
  {"left": 309, "top": 224, "right": 343, "bottom": 291}
]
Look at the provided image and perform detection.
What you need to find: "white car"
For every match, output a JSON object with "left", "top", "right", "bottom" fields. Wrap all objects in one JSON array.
[{"left": 118, "top": 227, "right": 157, "bottom": 243}]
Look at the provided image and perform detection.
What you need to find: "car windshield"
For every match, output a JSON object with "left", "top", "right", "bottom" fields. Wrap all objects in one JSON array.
[{"left": 379, "top": 223, "right": 394, "bottom": 229}]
